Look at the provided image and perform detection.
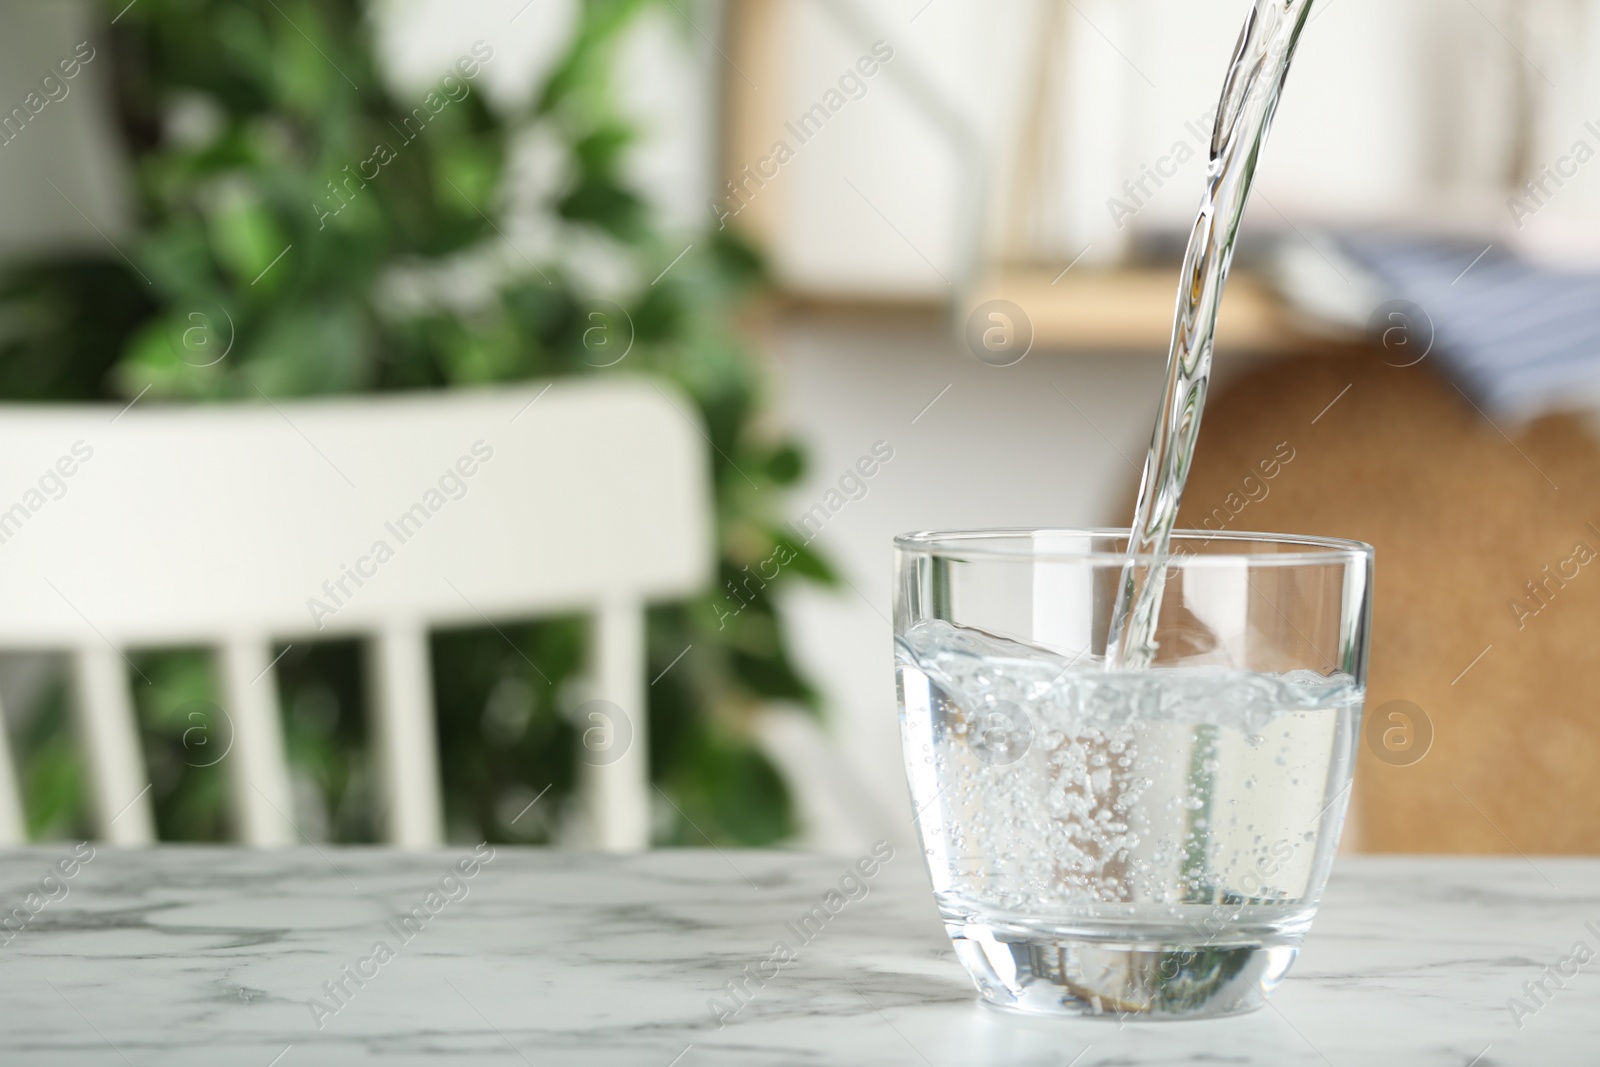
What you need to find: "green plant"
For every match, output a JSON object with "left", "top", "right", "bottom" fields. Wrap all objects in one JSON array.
[{"left": 0, "top": 0, "right": 834, "bottom": 845}]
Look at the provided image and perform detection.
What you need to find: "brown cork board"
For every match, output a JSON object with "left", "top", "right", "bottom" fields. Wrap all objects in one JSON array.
[{"left": 1165, "top": 350, "right": 1600, "bottom": 855}]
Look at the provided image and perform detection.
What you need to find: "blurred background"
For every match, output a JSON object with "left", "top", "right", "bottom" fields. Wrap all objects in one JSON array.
[{"left": 2, "top": 0, "right": 1598, "bottom": 855}]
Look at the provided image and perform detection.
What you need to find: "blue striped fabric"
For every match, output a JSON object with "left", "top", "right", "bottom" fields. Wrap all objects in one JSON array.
[{"left": 1338, "top": 234, "right": 1600, "bottom": 419}]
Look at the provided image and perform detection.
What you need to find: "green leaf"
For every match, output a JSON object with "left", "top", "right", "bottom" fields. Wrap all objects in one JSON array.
[
  {"left": 556, "top": 174, "right": 645, "bottom": 239},
  {"left": 765, "top": 442, "right": 805, "bottom": 485},
  {"left": 207, "top": 185, "right": 289, "bottom": 287},
  {"left": 243, "top": 303, "right": 371, "bottom": 394},
  {"left": 772, "top": 530, "right": 839, "bottom": 586}
]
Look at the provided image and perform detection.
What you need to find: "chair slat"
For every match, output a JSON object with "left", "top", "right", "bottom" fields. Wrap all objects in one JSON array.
[
  {"left": 581, "top": 600, "right": 649, "bottom": 851},
  {"left": 70, "top": 647, "right": 154, "bottom": 845},
  {"left": 368, "top": 622, "right": 443, "bottom": 848},
  {"left": 217, "top": 638, "right": 295, "bottom": 847}
]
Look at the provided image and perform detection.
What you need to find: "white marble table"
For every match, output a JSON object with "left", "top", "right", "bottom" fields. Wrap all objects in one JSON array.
[{"left": 0, "top": 845, "right": 1594, "bottom": 1065}]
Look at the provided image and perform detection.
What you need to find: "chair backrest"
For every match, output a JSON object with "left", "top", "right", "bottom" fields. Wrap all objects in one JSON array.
[{"left": 0, "top": 379, "right": 712, "bottom": 849}]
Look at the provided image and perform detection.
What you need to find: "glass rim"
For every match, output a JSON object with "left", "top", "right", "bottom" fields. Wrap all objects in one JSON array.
[{"left": 893, "top": 527, "right": 1374, "bottom": 566}]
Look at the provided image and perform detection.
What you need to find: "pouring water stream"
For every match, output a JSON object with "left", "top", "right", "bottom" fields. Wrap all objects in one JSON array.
[{"left": 1105, "top": 0, "right": 1318, "bottom": 670}]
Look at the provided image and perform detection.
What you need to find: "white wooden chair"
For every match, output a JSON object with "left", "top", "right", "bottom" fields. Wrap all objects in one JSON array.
[{"left": 0, "top": 379, "right": 712, "bottom": 850}]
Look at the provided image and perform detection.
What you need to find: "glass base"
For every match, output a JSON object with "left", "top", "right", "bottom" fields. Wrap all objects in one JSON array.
[{"left": 949, "top": 924, "right": 1299, "bottom": 1019}]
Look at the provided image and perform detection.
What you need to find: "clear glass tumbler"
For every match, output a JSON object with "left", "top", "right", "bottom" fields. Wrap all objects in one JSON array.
[{"left": 894, "top": 529, "right": 1373, "bottom": 1019}]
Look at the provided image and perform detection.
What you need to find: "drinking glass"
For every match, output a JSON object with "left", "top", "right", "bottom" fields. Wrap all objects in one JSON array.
[{"left": 894, "top": 529, "right": 1373, "bottom": 1019}]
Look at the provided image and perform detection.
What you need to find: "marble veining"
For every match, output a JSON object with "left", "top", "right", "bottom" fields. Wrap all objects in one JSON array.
[{"left": 0, "top": 846, "right": 1594, "bottom": 1065}]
